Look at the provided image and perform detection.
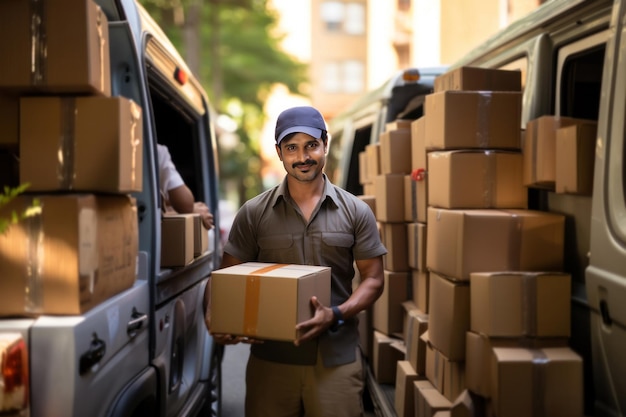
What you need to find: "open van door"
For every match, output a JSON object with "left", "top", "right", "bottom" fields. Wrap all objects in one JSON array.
[{"left": 586, "top": 3, "right": 626, "bottom": 416}]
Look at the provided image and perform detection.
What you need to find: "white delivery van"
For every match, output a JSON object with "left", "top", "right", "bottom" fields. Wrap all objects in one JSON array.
[
  {"left": 328, "top": 0, "right": 626, "bottom": 415},
  {"left": 0, "top": 0, "right": 223, "bottom": 416}
]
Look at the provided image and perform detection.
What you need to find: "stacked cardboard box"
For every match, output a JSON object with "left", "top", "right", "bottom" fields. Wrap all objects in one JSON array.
[
  {"left": 0, "top": 0, "right": 141, "bottom": 316},
  {"left": 524, "top": 115, "right": 597, "bottom": 194},
  {"left": 416, "top": 66, "right": 584, "bottom": 417},
  {"left": 209, "top": 262, "right": 331, "bottom": 342}
]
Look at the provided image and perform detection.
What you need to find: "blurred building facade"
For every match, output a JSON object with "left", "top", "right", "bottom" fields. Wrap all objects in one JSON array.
[{"left": 308, "top": 0, "right": 546, "bottom": 120}]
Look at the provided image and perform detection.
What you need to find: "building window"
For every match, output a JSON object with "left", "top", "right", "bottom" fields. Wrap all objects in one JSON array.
[
  {"left": 343, "top": 60, "right": 364, "bottom": 93},
  {"left": 321, "top": 1, "right": 345, "bottom": 32},
  {"left": 322, "top": 60, "right": 365, "bottom": 94},
  {"left": 344, "top": 4, "right": 365, "bottom": 35},
  {"left": 321, "top": 1, "right": 365, "bottom": 35},
  {"left": 322, "top": 62, "right": 342, "bottom": 93}
]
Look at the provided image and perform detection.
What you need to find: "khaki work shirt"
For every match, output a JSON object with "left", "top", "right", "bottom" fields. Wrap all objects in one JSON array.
[{"left": 224, "top": 174, "right": 387, "bottom": 366}]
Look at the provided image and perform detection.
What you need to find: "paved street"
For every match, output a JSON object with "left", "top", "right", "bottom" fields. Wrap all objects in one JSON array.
[{"left": 221, "top": 343, "right": 249, "bottom": 416}]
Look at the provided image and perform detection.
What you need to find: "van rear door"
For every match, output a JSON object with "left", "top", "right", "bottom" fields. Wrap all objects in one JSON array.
[{"left": 586, "top": 3, "right": 626, "bottom": 415}]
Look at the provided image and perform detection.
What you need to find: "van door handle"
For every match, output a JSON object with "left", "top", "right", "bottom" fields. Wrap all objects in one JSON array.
[
  {"left": 127, "top": 308, "right": 148, "bottom": 338},
  {"left": 79, "top": 333, "right": 106, "bottom": 375}
]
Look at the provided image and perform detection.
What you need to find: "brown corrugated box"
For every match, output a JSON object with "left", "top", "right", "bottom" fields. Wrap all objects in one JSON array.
[
  {"left": 426, "top": 208, "right": 565, "bottom": 281},
  {"left": 523, "top": 115, "right": 595, "bottom": 189},
  {"left": 404, "top": 174, "right": 427, "bottom": 223},
  {"left": 411, "top": 269, "right": 429, "bottom": 313},
  {"left": 434, "top": 66, "right": 522, "bottom": 93},
  {"left": 0, "top": 194, "right": 138, "bottom": 316},
  {"left": 386, "top": 119, "right": 413, "bottom": 132},
  {"left": 405, "top": 309, "right": 429, "bottom": 374},
  {"left": 20, "top": 96, "right": 143, "bottom": 193},
  {"left": 465, "top": 331, "right": 569, "bottom": 399},
  {"left": 425, "top": 341, "right": 466, "bottom": 402},
  {"left": 413, "top": 379, "right": 452, "bottom": 417},
  {"left": 450, "top": 389, "right": 486, "bottom": 417},
  {"left": 380, "top": 129, "right": 412, "bottom": 175},
  {"left": 411, "top": 116, "right": 427, "bottom": 171},
  {"left": 470, "top": 271, "right": 571, "bottom": 338},
  {"left": 395, "top": 360, "right": 421, "bottom": 417},
  {"left": 366, "top": 143, "right": 381, "bottom": 180},
  {"left": 373, "top": 270, "right": 409, "bottom": 335},
  {"left": 555, "top": 121, "right": 598, "bottom": 195},
  {"left": 161, "top": 213, "right": 195, "bottom": 267},
  {"left": 427, "top": 150, "right": 527, "bottom": 209},
  {"left": 192, "top": 214, "right": 209, "bottom": 257},
  {"left": 0, "top": 0, "right": 111, "bottom": 96},
  {"left": 372, "top": 330, "right": 404, "bottom": 384},
  {"left": 380, "top": 222, "right": 409, "bottom": 272},
  {"left": 375, "top": 174, "right": 406, "bottom": 223},
  {"left": 424, "top": 91, "right": 522, "bottom": 150},
  {"left": 209, "top": 262, "right": 331, "bottom": 341},
  {"left": 407, "top": 222, "right": 427, "bottom": 270},
  {"left": 491, "top": 347, "right": 584, "bottom": 417},
  {"left": 428, "top": 272, "right": 470, "bottom": 361}
]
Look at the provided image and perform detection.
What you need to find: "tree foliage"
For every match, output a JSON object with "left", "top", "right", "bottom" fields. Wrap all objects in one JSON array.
[{"left": 140, "top": 0, "right": 308, "bottom": 202}]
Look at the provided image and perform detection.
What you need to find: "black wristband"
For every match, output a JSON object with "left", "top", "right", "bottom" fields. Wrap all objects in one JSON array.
[{"left": 330, "top": 306, "right": 344, "bottom": 331}]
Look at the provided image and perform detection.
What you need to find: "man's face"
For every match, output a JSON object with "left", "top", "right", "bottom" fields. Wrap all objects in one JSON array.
[{"left": 276, "top": 132, "right": 326, "bottom": 183}]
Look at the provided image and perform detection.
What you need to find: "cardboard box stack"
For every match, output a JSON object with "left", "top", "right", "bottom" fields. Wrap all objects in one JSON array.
[
  {"left": 417, "top": 66, "right": 584, "bottom": 417},
  {"left": 0, "top": 0, "right": 141, "bottom": 316},
  {"left": 353, "top": 119, "right": 437, "bottom": 417}
]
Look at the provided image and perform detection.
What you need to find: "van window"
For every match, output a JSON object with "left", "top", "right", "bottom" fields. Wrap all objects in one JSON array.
[
  {"left": 556, "top": 30, "right": 608, "bottom": 119},
  {"left": 346, "top": 124, "right": 372, "bottom": 195}
]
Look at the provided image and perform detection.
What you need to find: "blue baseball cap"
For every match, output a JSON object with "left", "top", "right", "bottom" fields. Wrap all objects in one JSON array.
[{"left": 275, "top": 106, "right": 327, "bottom": 145}]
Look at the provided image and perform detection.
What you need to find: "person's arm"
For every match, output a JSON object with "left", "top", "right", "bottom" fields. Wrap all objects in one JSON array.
[
  {"left": 294, "top": 255, "right": 384, "bottom": 346},
  {"left": 167, "top": 184, "right": 195, "bottom": 214}
]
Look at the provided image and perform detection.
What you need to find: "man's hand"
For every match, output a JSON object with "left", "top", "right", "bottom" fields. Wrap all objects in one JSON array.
[
  {"left": 194, "top": 201, "right": 214, "bottom": 229},
  {"left": 293, "top": 296, "right": 335, "bottom": 346}
]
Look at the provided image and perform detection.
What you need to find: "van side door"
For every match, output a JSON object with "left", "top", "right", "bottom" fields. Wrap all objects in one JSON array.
[{"left": 586, "top": 2, "right": 626, "bottom": 415}]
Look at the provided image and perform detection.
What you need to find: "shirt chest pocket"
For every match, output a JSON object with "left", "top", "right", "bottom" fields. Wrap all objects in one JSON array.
[
  {"left": 322, "top": 232, "right": 354, "bottom": 249},
  {"left": 258, "top": 234, "right": 296, "bottom": 263}
]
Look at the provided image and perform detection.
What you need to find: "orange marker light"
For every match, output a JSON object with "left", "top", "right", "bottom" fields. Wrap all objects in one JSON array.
[{"left": 174, "top": 67, "right": 188, "bottom": 85}]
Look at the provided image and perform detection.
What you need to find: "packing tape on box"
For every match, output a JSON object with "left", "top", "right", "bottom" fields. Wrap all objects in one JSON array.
[
  {"left": 483, "top": 151, "right": 497, "bottom": 207},
  {"left": 243, "top": 263, "right": 287, "bottom": 336},
  {"left": 531, "top": 349, "right": 548, "bottom": 417},
  {"left": 476, "top": 92, "right": 493, "bottom": 148},
  {"left": 95, "top": 7, "right": 107, "bottom": 93},
  {"left": 129, "top": 100, "right": 142, "bottom": 189},
  {"left": 522, "top": 273, "right": 539, "bottom": 336},
  {"left": 506, "top": 212, "right": 523, "bottom": 271},
  {"left": 29, "top": 0, "right": 46, "bottom": 86},
  {"left": 58, "top": 98, "right": 77, "bottom": 189},
  {"left": 23, "top": 198, "right": 44, "bottom": 314}
]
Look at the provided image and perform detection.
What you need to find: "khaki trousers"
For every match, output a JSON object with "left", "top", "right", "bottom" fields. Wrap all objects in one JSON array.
[{"left": 245, "top": 348, "right": 365, "bottom": 417}]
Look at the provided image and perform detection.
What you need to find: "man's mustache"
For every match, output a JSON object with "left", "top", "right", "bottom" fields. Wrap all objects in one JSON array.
[{"left": 292, "top": 159, "right": 317, "bottom": 169}]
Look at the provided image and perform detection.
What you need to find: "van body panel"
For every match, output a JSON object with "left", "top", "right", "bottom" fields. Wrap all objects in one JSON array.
[{"left": 30, "top": 281, "right": 150, "bottom": 417}]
